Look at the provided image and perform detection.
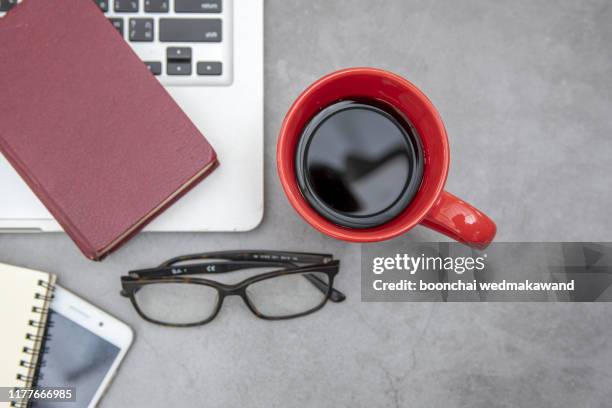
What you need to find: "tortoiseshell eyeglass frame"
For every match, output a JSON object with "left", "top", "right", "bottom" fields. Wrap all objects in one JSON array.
[{"left": 120, "top": 250, "right": 346, "bottom": 327}]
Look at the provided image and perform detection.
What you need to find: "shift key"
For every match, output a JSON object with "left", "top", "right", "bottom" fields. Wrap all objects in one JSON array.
[{"left": 159, "top": 18, "right": 222, "bottom": 42}]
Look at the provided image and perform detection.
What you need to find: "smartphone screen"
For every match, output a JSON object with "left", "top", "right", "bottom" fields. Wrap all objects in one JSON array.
[{"left": 31, "top": 309, "right": 120, "bottom": 408}]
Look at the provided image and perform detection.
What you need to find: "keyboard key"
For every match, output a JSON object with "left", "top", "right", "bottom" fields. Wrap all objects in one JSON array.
[
  {"left": 167, "top": 47, "right": 192, "bottom": 61},
  {"left": 167, "top": 63, "right": 191, "bottom": 76},
  {"left": 0, "top": 0, "right": 18, "bottom": 12},
  {"left": 197, "top": 61, "right": 222, "bottom": 76},
  {"left": 114, "top": 0, "right": 138, "bottom": 12},
  {"left": 129, "top": 18, "right": 154, "bottom": 42},
  {"left": 144, "top": 0, "right": 168, "bottom": 12},
  {"left": 144, "top": 61, "right": 162, "bottom": 75},
  {"left": 93, "top": 0, "right": 108, "bottom": 12},
  {"left": 159, "top": 19, "right": 222, "bottom": 42},
  {"left": 175, "top": 0, "right": 222, "bottom": 13},
  {"left": 109, "top": 18, "right": 124, "bottom": 35}
]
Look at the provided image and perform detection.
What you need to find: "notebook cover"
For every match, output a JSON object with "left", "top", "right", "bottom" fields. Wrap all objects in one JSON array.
[
  {"left": 0, "top": 263, "right": 56, "bottom": 408},
  {"left": 0, "top": 0, "right": 218, "bottom": 260}
]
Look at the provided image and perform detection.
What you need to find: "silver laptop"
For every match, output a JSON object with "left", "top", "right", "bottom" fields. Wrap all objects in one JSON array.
[{"left": 0, "top": 0, "right": 263, "bottom": 232}]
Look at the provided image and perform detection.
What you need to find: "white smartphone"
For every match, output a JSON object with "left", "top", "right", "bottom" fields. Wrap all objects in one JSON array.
[{"left": 32, "top": 286, "right": 133, "bottom": 408}]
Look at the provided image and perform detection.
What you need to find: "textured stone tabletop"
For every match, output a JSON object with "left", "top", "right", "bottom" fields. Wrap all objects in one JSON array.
[{"left": 1, "top": 1, "right": 611, "bottom": 406}]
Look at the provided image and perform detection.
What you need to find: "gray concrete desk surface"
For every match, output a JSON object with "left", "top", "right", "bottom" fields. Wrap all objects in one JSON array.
[{"left": 1, "top": 1, "right": 612, "bottom": 406}]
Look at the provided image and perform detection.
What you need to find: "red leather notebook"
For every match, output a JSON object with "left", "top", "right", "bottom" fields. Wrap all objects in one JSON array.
[{"left": 0, "top": 0, "right": 218, "bottom": 260}]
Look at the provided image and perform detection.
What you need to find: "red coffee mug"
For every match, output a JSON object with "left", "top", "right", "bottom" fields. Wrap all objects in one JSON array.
[{"left": 277, "top": 68, "right": 496, "bottom": 249}]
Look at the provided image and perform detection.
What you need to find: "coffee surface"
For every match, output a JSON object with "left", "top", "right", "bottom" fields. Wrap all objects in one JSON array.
[{"left": 296, "top": 100, "right": 423, "bottom": 228}]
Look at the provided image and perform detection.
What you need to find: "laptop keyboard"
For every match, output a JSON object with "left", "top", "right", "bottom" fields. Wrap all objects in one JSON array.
[{"left": 0, "top": 0, "right": 233, "bottom": 86}]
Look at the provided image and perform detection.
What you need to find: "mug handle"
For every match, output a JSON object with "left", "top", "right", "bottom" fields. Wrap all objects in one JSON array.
[{"left": 421, "top": 191, "right": 496, "bottom": 249}]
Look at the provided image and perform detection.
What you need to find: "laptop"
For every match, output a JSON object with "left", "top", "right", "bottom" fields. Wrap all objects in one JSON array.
[{"left": 0, "top": 0, "right": 263, "bottom": 232}]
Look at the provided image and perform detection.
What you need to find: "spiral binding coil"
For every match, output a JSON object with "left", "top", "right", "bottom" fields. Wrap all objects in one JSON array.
[
  {"left": 13, "top": 279, "right": 56, "bottom": 408},
  {"left": 37, "top": 279, "right": 53, "bottom": 291},
  {"left": 34, "top": 293, "right": 53, "bottom": 302}
]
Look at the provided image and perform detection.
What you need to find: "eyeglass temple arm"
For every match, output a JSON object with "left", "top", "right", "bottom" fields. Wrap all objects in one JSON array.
[
  {"left": 159, "top": 251, "right": 334, "bottom": 267},
  {"left": 304, "top": 273, "right": 346, "bottom": 302},
  {"left": 129, "top": 261, "right": 289, "bottom": 278}
]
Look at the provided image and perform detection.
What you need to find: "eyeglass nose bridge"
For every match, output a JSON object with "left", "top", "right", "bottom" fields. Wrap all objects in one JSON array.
[
  {"left": 217, "top": 283, "right": 248, "bottom": 299},
  {"left": 216, "top": 284, "right": 261, "bottom": 317}
]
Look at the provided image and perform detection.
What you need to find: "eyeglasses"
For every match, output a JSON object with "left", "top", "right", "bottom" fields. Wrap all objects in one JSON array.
[{"left": 120, "top": 251, "right": 346, "bottom": 327}]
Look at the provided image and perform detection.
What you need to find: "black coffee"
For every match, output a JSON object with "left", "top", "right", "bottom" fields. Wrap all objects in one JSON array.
[{"left": 296, "top": 100, "right": 423, "bottom": 229}]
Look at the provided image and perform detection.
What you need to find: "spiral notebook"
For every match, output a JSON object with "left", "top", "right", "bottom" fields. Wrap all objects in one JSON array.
[{"left": 0, "top": 263, "right": 56, "bottom": 408}]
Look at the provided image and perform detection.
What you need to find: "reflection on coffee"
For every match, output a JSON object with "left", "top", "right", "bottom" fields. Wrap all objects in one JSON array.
[{"left": 296, "top": 100, "right": 423, "bottom": 228}]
